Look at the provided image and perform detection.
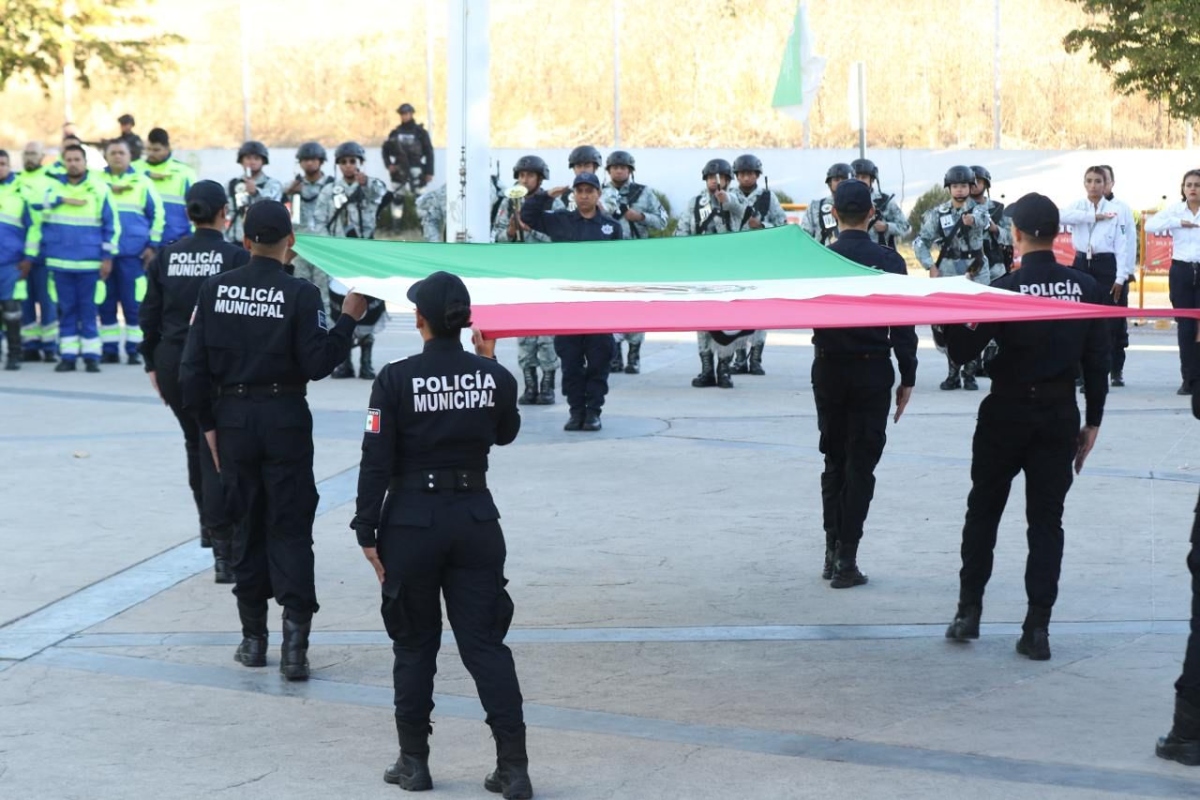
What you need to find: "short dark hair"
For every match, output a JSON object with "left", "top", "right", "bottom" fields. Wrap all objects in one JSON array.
[
  {"left": 0, "top": 149, "right": 9, "bottom": 161},
  {"left": 837, "top": 208, "right": 870, "bottom": 227},
  {"left": 148, "top": 127, "right": 170, "bottom": 146},
  {"left": 1022, "top": 232, "right": 1057, "bottom": 248},
  {"left": 1084, "top": 165, "right": 1106, "bottom": 181},
  {"left": 62, "top": 143, "right": 86, "bottom": 158},
  {"left": 1179, "top": 170, "right": 1200, "bottom": 201},
  {"left": 104, "top": 139, "right": 130, "bottom": 153}
]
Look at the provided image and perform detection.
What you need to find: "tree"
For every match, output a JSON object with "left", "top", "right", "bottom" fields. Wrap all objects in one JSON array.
[
  {"left": 1063, "top": 1, "right": 1200, "bottom": 123},
  {"left": 0, "top": 0, "right": 181, "bottom": 93}
]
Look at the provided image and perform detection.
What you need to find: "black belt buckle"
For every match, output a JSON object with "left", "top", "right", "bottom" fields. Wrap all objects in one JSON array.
[
  {"left": 421, "top": 471, "right": 439, "bottom": 491},
  {"left": 269, "top": 382, "right": 283, "bottom": 397},
  {"left": 230, "top": 384, "right": 248, "bottom": 398}
]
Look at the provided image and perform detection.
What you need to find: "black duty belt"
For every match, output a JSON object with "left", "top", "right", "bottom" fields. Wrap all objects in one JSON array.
[
  {"left": 814, "top": 348, "right": 890, "bottom": 360},
  {"left": 218, "top": 383, "right": 306, "bottom": 398},
  {"left": 392, "top": 469, "right": 487, "bottom": 493},
  {"left": 1172, "top": 259, "right": 1200, "bottom": 269},
  {"left": 990, "top": 380, "right": 1075, "bottom": 401}
]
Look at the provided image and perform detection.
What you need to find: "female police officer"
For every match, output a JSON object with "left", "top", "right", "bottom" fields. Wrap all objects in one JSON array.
[{"left": 351, "top": 271, "right": 531, "bottom": 798}]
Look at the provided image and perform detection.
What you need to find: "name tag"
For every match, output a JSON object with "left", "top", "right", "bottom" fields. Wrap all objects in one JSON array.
[
  {"left": 822, "top": 214, "right": 836, "bottom": 229},
  {"left": 940, "top": 214, "right": 956, "bottom": 230}
]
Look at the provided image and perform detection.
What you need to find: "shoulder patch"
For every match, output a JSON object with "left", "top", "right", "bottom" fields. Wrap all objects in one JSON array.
[{"left": 364, "top": 408, "right": 381, "bottom": 433}]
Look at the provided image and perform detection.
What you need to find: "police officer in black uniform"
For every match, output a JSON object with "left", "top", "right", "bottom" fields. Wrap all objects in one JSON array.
[
  {"left": 180, "top": 201, "right": 367, "bottom": 680},
  {"left": 943, "top": 194, "right": 1110, "bottom": 661},
  {"left": 382, "top": 103, "right": 435, "bottom": 189},
  {"left": 350, "top": 271, "right": 530, "bottom": 798},
  {"left": 814, "top": 180, "right": 919, "bottom": 588},
  {"left": 522, "top": 171, "right": 622, "bottom": 432},
  {"left": 141, "top": 181, "right": 251, "bottom": 582}
]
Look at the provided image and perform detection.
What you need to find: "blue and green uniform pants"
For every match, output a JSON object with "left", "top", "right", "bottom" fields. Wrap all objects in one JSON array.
[
  {"left": 99, "top": 255, "right": 146, "bottom": 356},
  {"left": 20, "top": 259, "right": 58, "bottom": 356},
  {"left": 52, "top": 269, "right": 101, "bottom": 363}
]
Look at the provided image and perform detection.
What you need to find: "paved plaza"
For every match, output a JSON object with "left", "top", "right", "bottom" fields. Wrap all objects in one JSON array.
[{"left": 2, "top": 320, "right": 1200, "bottom": 799}]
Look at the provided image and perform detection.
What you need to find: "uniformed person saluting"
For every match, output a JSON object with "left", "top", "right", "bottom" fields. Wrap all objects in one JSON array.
[
  {"left": 141, "top": 180, "right": 250, "bottom": 581},
  {"left": 181, "top": 200, "right": 367, "bottom": 680},
  {"left": 802, "top": 163, "right": 854, "bottom": 245},
  {"left": 814, "top": 180, "right": 918, "bottom": 588},
  {"left": 942, "top": 194, "right": 1109, "bottom": 661},
  {"left": 351, "top": 271, "right": 531, "bottom": 798}
]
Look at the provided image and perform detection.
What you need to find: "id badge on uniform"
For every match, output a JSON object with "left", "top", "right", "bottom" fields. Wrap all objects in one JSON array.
[
  {"left": 940, "top": 214, "right": 956, "bottom": 231},
  {"left": 822, "top": 213, "right": 836, "bottom": 230}
]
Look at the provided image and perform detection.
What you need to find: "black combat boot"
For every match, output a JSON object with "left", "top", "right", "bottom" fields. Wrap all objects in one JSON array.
[
  {"left": 962, "top": 360, "right": 979, "bottom": 391},
  {"left": 609, "top": 341, "right": 623, "bottom": 373},
  {"left": 4, "top": 317, "right": 21, "bottom": 371},
  {"left": 624, "top": 343, "right": 641, "bottom": 374},
  {"left": 518, "top": 367, "right": 538, "bottom": 405},
  {"left": 945, "top": 602, "right": 982, "bottom": 641},
  {"left": 127, "top": 352, "right": 141, "bottom": 366},
  {"left": 563, "top": 410, "right": 584, "bottom": 432},
  {"left": 940, "top": 361, "right": 961, "bottom": 390},
  {"left": 84, "top": 360, "right": 100, "bottom": 373},
  {"left": 101, "top": 352, "right": 120, "bottom": 364},
  {"left": 234, "top": 601, "right": 268, "bottom": 668},
  {"left": 1156, "top": 694, "right": 1200, "bottom": 766},
  {"left": 358, "top": 336, "right": 376, "bottom": 380},
  {"left": 748, "top": 343, "right": 766, "bottom": 375},
  {"left": 581, "top": 409, "right": 602, "bottom": 432},
  {"left": 199, "top": 527, "right": 212, "bottom": 548},
  {"left": 830, "top": 541, "right": 868, "bottom": 589},
  {"left": 211, "top": 530, "right": 234, "bottom": 584},
  {"left": 331, "top": 353, "right": 355, "bottom": 379},
  {"left": 716, "top": 356, "right": 734, "bottom": 389},
  {"left": 1016, "top": 605, "right": 1051, "bottom": 661},
  {"left": 822, "top": 538, "right": 837, "bottom": 581},
  {"left": 384, "top": 719, "right": 434, "bottom": 790},
  {"left": 484, "top": 727, "right": 533, "bottom": 799},
  {"left": 537, "top": 370, "right": 556, "bottom": 404},
  {"left": 22, "top": 349, "right": 41, "bottom": 362},
  {"left": 691, "top": 352, "right": 716, "bottom": 387},
  {"left": 54, "top": 359, "right": 77, "bottom": 372},
  {"left": 730, "top": 347, "right": 749, "bottom": 374},
  {"left": 280, "top": 608, "right": 312, "bottom": 680},
  {"left": 1111, "top": 370, "right": 1125, "bottom": 387}
]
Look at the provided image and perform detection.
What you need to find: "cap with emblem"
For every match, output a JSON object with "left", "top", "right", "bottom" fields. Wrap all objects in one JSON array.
[
  {"left": 572, "top": 171, "right": 601, "bottom": 190},
  {"left": 833, "top": 179, "right": 873, "bottom": 215},
  {"left": 243, "top": 200, "right": 293, "bottom": 244},
  {"left": 407, "top": 271, "right": 471, "bottom": 323},
  {"left": 1004, "top": 192, "right": 1059, "bottom": 238},
  {"left": 185, "top": 180, "right": 228, "bottom": 218}
]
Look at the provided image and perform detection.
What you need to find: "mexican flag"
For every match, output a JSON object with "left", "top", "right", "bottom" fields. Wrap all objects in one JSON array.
[
  {"left": 291, "top": 226, "right": 1173, "bottom": 339},
  {"left": 771, "top": 0, "right": 826, "bottom": 124}
]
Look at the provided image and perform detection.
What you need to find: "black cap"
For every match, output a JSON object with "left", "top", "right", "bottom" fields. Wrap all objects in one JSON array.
[
  {"left": 118, "top": 114, "right": 135, "bottom": 125},
  {"left": 1004, "top": 192, "right": 1059, "bottom": 238},
  {"left": 833, "top": 179, "right": 873, "bottom": 215},
  {"left": 406, "top": 271, "right": 471, "bottom": 321},
  {"left": 572, "top": 171, "right": 601, "bottom": 190},
  {"left": 243, "top": 200, "right": 293, "bottom": 244},
  {"left": 185, "top": 180, "right": 228, "bottom": 215},
  {"left": 397, "top": 103, "right": 415, "bottom": 114}
]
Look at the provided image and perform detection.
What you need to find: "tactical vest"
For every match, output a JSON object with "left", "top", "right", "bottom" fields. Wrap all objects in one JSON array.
[
  {"left": 813, "top": 198, "right": 837, "bottom": 244},
  {"left": 693, "top": 196, "right": 730, "bottom": 234}
]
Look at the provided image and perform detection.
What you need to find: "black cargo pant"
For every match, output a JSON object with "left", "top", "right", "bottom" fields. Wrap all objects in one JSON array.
[
  {"left": 215, "top": 394, "right": 319, "bottom": 614},
  {"left": 959, "top": 393, "right": 1079, "bottom": 625},
  {"left": 1177, "top": 489, "right": 1200, "bottom": 706},
  {"left": 379, "top": 488, "right": 524, "bottom": 734},
  {"left": 154, "top": 341, "right": 229, "bottom": 532},
  {"left": 554, "top": 334, "right": 611, "bottom": 414},
  {"left": 1170, "top": 260, "right": 1200, "bottom": 383},
  {"left": 811, "top": 355, "right": 894, "bottom": 556},
  {"left": 1075, "top": 253, "right": 1126, "bottom": 374}
]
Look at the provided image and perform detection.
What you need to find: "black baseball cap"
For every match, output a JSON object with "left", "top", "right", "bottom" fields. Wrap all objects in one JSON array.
[
  {"left": 243, "top": 200, "right": 293, "bottom": 244},
  {"left": 833, "top": 179, "right": 872, "bottom": 214},
  {"left": 407, "top": 271, "right": 471, "bottom": 321},
  {"left": 185, "top": 180, "right": 228, "bottom": 216},
  {"left": 397, "top": 103, "right": 415, "bottom": 114},
  {"left": 1005, "top": 192, "right": 1059, "bottom": 238},
  {"left": 572, "top": 171, "right": 601, "bottom": 190},
  {"left": 118, "top": 114, "right": 135, "bottom": 125}
]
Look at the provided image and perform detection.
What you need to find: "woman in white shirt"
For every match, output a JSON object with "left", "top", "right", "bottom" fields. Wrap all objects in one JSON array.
[{"left": 1145, "top": 169, "right": 1200, "bottom": 395}]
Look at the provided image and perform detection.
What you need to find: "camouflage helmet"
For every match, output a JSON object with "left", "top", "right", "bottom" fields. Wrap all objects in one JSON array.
[
  {"left": 568, "top": 145, "right": 603, "bottom": 169},
  {"left": 236, "top": 140, "right": 270, "bottom": 165},
  {"left": 605, "top": 150, "right": 635, "bottom": 170},
  {"left": 970, "top": 165, "right": 992, "bottom": 187},
  {"left": 513, "top": 154, "right": 549, "bottom": 180},
  {"left": 944, "top": 165, "right": 976, "bottom": 187},
  {"left": 702, "top": 158, "right": 733, "bottom": 179},
  {"left": 334, "top": 141, "right": 367, "bottom": 162},
  {"left": 296, "top": 142, "right": 326, "bottom": 162},
  {"left": 825, "top": 162, "right": 853, "bottom": 184},
  {"left": 850, "top": 158, "right": 878, "bottom": 180},
  {"left": 732, "top": 154, "right": 763, "bottom": 174}
]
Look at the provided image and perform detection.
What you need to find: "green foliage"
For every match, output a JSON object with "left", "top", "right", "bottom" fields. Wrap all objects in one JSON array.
[
  {"left": 907, "top": 185, "right": 949, "bottom": 241},
  {"left": 649, "top": 189, "right": 678, "bottom": 238},
  {"left": 1063, "top": 1, "right": 1200, "bottom": 123},
  {"left": 0, "top": 0, "right": 181, "bottom": 93},
  {"left": 773, "top": 189, "right": 793, "bottom": 205}
]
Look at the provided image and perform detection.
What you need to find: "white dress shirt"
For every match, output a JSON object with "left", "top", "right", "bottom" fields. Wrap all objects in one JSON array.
[
  {"left": 1145, "top": 201, "right": 1200, "bottom": 264},
  {"left": 1059, "top": 197, "right": 1134, "bottom": 283}
]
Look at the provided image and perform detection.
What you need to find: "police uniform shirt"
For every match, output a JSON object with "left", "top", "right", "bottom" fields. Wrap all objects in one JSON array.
[
  {"left": 351, "top": 337, "right": 520, "bottom": 545},
  {"left": 180, "top": 255, "right": 357, "bottom": 431},
  {"left": 520, "top": 191, "right": 623, "bottom": 242},
  {"left": 140, "top": 229, "right": 251, "bottom": 371},
  {"left": 820, "top": 230, "right": 918, "bottom": 385},
  {"left": 1146, "top": 201, "right": 1200, "bottom": 263},
  {"left": 1059, "top": 198, "right": 1133, "bottom": 282},
  {"left": 943, "top": 250, "right": 1110, "bottom": 426}
]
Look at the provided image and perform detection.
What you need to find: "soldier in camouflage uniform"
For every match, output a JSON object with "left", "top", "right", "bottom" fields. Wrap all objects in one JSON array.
[
  {"left": 851, "top": 158, "right": 911, "bottom": 248},
  {"left": 551, "top": 146, "right": 616, "bottom": 216},
  {"left": 416, "top": 184, "right": 446, "bottom": 243},
  {"left": 226, "top": 141, "right": 283, "bottom": 245},
  {"left": 969, "top": 165, "right": 1012, "bottom": 280},
  {"left": 675, "top": 158, "right": 749, "bottom": 389},
  {"left": 802, "top": 163, "right": 854, "bottom": 245},
  {"left": 493, "top": 155, "right": 558, "bottom": 405},
  {"left": 285, "top": 142, "right": 335, "bottom": 310},
  {"left": 913, "top": 165, "right": 992, "bottom": 391},
  {"left": 315, "top": 141, "right": 390, "bottom": 381},
  {"left": 601, "top": 150, "right": 667, "bottom": 375},
  {"left": 728, "top": 153, "right": 788, "bottom": 376}
]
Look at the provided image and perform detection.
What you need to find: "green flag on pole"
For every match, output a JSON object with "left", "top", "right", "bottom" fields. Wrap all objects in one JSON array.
[{"left": 771, "top": 0, "right": 826, "bottom": 123}]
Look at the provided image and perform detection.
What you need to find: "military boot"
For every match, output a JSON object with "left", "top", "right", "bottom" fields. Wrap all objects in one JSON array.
[
  {"left": 563, "top": 410, "right": 584, "bottom": 432},
  {"left": 1156, "top": 695, "right": 1200, "bottom": 766},
  {"left": 822, "top": 538, "right": 837, "bottom": 581},
  {"left": 962, "top": 359, "right": 979, "bottom": 391},
  {"left": 609, "top": 341, "right": 624, "bottom": 373},
  {"left": 730, "top": 347, "right": 749, "bottom": 374},
  {"left": 279, "top": 608, "right": 312, "bottom": 681},
  {"left": 234, "top": 601, "right": 268, "bottom": 668},
  {"left": 830, "top": 541, "right": 868, "bottom": 589},
  {"left": 1110, "top": 370, "right": 1124, "bottom": 387},
  {"left": 199, "top": 527, "right": 212, "bottom": 549},
  {"left": 4, "top": 318, "right": 21, "bottom": 371},
  {"left": 940, "top": 361, "right": 961, "bottom": 390},
  {"left": 384, "top": 720, "right": 434, "bottom": 790},
  {"left": 211, "top": 530, "right": 235, "bottom": 584},
  {"left": 518, "top": 367, "right": 538, "bottom": 405},
  {"left": 581, "top": 409, "right": 602, "bottom": 432},
  {"left": 945, "top": 603, "right": 982, "bottom": 641},
  {"left": 537, "top": 370, "right": 556, "bottom": 404},
  {"left": 716, "top": 356, "right": 734, "bottom": 388},
  {"left": 357, "top": 337, "right": 376, "bottom": 380},
  {"left": 691, "top": 352, "right": 716, "bottom": 387},
  {"left": 484, "top": 727, "right": 533, "bottom": 799},
  {"left": 331, "top": 353, "right": 355, "bottom": 379},
  {"left": 1016, "top": 605, "right": 1051, "bottom": 661},
  {"left": 748, "top": 343, "right": 766, "bottom": 375},
  {"left": 624, "top": 342, "right": 641, "bottom": 374}
]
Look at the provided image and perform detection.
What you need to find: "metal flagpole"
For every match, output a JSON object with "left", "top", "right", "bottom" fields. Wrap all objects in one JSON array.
[
  {"left": 612, "top": 0, "right": 621, "bottom": 147},
  {"left": 239, "top": 0, "right": 252, "bottom": 140},
  {"left": 446, "top": 0, "right": 491, "bottom": 242},
  {"left": 993, "top": 0, "right": 1001, "bottom": 149},
  {"left": 426, "top": 0, "right": 436, "bottom": 137}
]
